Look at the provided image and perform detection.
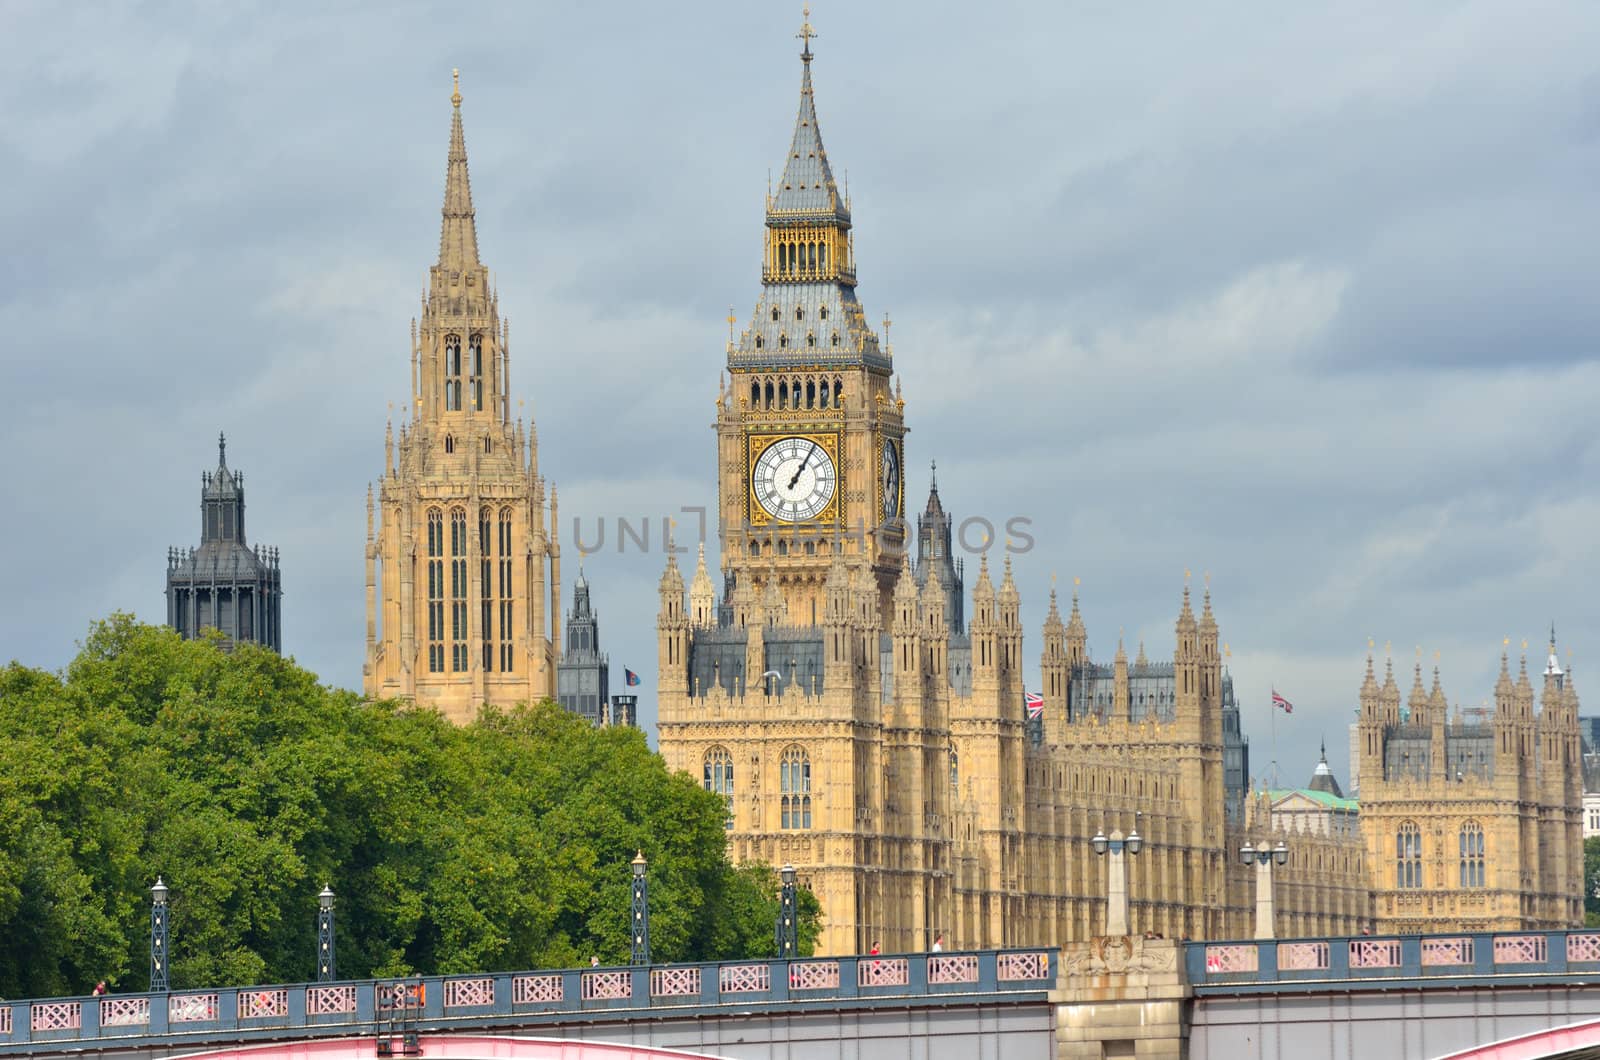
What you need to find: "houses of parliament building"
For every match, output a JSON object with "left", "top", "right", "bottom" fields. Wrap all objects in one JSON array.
[{"left": 351, "top": 15, "right": 1584, "bottom": 955}]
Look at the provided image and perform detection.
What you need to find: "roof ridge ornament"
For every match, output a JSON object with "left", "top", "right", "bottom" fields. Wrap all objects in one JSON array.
[
  {"left": 798, "top": 4, "right": 816, "bottom": 62},
  {"left": 451, "top": 67, "right": 461, "bottom": 108}
]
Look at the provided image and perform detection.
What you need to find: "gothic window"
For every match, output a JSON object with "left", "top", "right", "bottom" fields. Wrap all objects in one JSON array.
[
  {"left": 1459, "top": 821, "right": 1485, "bottom": 888},
  {"left": 832, "top": 331, "right": 840, "bottom": 346},
  {"left": 779, "top": 380, "right": 789, "bottom": 408},
  {"left": 779, "top": 333, "right": 788, "bottom": 349},
  {"left": 796, "top": 306, "right": 804, "bottom": 321},
  {"left": 445, "top": 334, "right": 462, "bottom": 411},
  {"left": 820, "top": 379, "right": 830, "bottom": 407},
  {"left": 807, "top": 242, "right": 816, "bottom": 271},
  {"left": 755, "top": 335, "right": 764, "bottom": 349},
  {"left": 834, "top": 377, "right": 843, "bottom": 403},
  {"left": 777, "top": 539, "right": 788, "bottom": 556},
  {"left": 426, "top": 509, "right": 445, "bottom": 673},
  {"left": 804, "top": 541, "right": 815, "bottom": 555},
  {"left": 819, "top": 305, "right": 828, "bottom": 320},
  {"left": 1396, "top": 820, "right": 1423, "bottom": 889},
  {"left": 949, "top": 750, "right": 958, "bottom": 788},
  {"left": 469, "top": 333, "right": 484, "bottom": 411},
  {"left": 780, "top": 746, "right": 812, "bottom": 829},
  {"left": 498, "top": 508, "right": 513, "bottom": 673},
  {"left": 806, "top": 380, "right": 815, "bottom": 408},
  {"left": 450, "top": 508, "right": 468, "bottom": 672},
  {"left": 819, "top": 243, "right": 828, "bottom": 271},
  {"left": 484, "top": 437, "right": 492, "bottom": 453},
  {"left": 750, "top": 541, "right": 761, "bottom": 557},
  {"left": 445, "top": 435, "right": 455, "bottom": 454},
  {"left": 807, "top": 333, "right": 816, "bottom": 348},
  {"left": 751, "top": 382, "right": 760, "bottom": 407},
  {"left": 771, "top": 307, "right": 780, "bottom": 322},
  {"left": 703, "top": 746, "right": 734, "bottom": 829},
  {"left": 765, "top": 381, "right": 774, "bottom": 408},
  {"left": 480, "top": 507, "right": 494, "bottom": 673}
]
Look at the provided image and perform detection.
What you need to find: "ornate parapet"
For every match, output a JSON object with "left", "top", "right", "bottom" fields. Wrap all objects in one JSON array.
[{"left": 1051, "top": 936, "right": 1191, "bottom": 1059}]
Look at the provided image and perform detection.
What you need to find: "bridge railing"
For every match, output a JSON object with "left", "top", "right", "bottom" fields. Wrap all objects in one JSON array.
[
  {"left": 0, "top": 948, "right": 1057, "bottom": 1050},
  {"left": 1186, "top": 928, "right": 1600, "bottom": 990}
]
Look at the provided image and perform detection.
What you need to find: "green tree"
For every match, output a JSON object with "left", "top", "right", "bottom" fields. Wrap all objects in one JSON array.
[
  {"left": 0, "top": 615, "right": 820, "bottom": 997},
  {"left": 1585, "top": 835, "right": 1600, "bottom": 927}
]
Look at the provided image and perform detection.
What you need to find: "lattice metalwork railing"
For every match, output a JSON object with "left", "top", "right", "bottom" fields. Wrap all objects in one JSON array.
[
  {"left": 513, "top": 975, "right": 564, "bottom": 1005},
  {"left": 99, "top": 996, "right": 150, "bottom": 1027},
  {"left": 788, "top": 960, "right": 841, "bottom": 990},
  {"left": 997, "top": 951, "right": 1052, "bottom": 981},
  {"left": 238, "top": 989, "right": 288, "bottom": 1020},
  {"left": 929, "top": 954, "right": 981, "bottom": 984},
  {"left": 1568, "top": 933, "right": 1600, "bottom": 963},
  {"left": 718, "top": 964, "right": 771, "bottom": 994},
  {"left": 1349, "top": 939, "right": 1402, "bottom": 969},
  {"left": 1277, "top": 942, "right": 1329, "bottom": 971},
  {"left": 444, "top": 978, "right": 494, "bottom": 1008},
  {"left": 859, "top": 958, "right": 909, "bottom": 988},
  {"left": 305, "top": 985, "right": 358, "bottom": 1016},
  {"left": 650, "top": 967, "right": 702, "bottom": 997},
  {"left": 1422, "top": 938, "right": 1473, "bottom": 966},
  {"left": 1493, "top": 935, "right": 1547, "bottom": 964},
  {"left": 1205, "top": 944, "right": 1260, "bottom": 974},
  {"left": 580, "top": 971, "right": 631, "bottom": 1001},
  {"left": 30, "top": 1002, "right": 81, "bottom": 1033},
  {"left": 0, "top": 1006, "right": 10, "bottom": 1035},
  {"left": 169, "top": 994, "right": 219, "bottom": 1023}
]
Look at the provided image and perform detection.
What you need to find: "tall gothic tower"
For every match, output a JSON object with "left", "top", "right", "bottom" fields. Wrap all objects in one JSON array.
[
  {"left": 364, "top": 72, "right": 560, "bottom": 722},
  {"left": 716, "top": 9, "right": 905, "bottom": 624}
]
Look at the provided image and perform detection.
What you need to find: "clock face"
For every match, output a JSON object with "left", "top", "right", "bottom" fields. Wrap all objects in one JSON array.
[
  {"left": 753, "top": 436, "right": 837, "bottom": 522},
  {"left": 882, "top": 440, "right": 901, "bottom": 520}
]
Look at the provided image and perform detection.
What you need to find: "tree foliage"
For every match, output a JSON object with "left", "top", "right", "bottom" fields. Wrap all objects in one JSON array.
[
  {"left": 1585, "top": 835, "right": 1600, "bottom": 928},
  {"left": 0, "top": 615, "right": 819, "bottom": 997}
]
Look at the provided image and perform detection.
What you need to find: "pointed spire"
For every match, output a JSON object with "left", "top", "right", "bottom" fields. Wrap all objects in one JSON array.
[
  {"left": 1135, "top": 641, "right": 1148, "bottom": 668},
  {"left": 217, "top": 431, "right": 227, "bottom": 469},
  {"left": 771, "top": 7, "right": 848, "bottom": 223},
  {"left": 438, "top": 68, "right": 481, "bottom": 270},
  {"left": 1176, "top": 582, "right": 1196, "bottom": 633}
]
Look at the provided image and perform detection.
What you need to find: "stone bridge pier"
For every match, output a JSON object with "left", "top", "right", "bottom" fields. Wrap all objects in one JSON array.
[{"left": 1051, "top": 935, "right": 1189, "bottom": 1059}]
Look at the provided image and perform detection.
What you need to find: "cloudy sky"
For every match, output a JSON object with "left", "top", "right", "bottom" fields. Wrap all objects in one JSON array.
[{"left": 4, "top": 1, "right": 1598, "bottom": 787}]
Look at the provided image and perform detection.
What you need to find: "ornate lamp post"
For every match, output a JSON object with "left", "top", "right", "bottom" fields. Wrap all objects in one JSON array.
[
  {"left": 630, "top": 850, "right": 651, "bottom": 965},
  {"left": 1090, "top": 824, "right": 1143, "bottom": 936},
  {"left": 317, "top": 884, "right": 336, "bottom": 982},
  {"left": 150, "top": 877, "right": 170, "bottom": 993},
  {"left": 1239, "top": 839, "right": 1289, "bottom": 939},
  {"left": 776, "top": 863, "right": 799, "bottom": 958}
]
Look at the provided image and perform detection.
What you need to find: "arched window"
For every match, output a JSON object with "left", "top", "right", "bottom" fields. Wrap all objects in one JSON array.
[
  {"left": 771, "top": 307, "right": 780, "bottom": 322},
  {"left": 833, "top": 376, "right": 843, "bottom": 403},
  {"left": 1459, "top": 821, "right": 1485, "bottom": 888},
  {"left": 750, "top": 541, "right": 761, "bottom": 557},
  {"left": 450, "top": 508, "right": 468, "bottom": 672},
  {"left": 796, "top": 306, "right": 805, "bottom": 321},
  {"left": 445, "top": 335, "right": 462, "bottom": 411},
  {"left": 751, "top": 382, "right": 760, "bottom": 407},
  {"left": 779, "top": 333, "right": 788, "bottom": 349},
  {"left": 807, "top": 333, "right": 816, "bottom": 348},
  {"left": 779, "top": 380, "right": 789, "bottom": 408},
  {"left": 777, "top": 539, "right": 788, "bottom": 556},
  {"left": 765, "top": 381, "right": 774, "bottom": 408},
  {"left": 804, "top": 540, "right": 815, "bottom": 555},
  {"left": 444, "top": 435, "right": 455, "bottom": 454},
  {"left": 469, "top": 333, "right": 484, "bottom": 410},
  {"left": 703, "top": 746, "right": 734, "bottom": 829},
  {"left": 819, "top": 305, "right": 828, "bottom": 320},
  {"left": 426, "top": 509, "right": 445, "bottom": 673},
  {"left": 1396, "top": 821, "right": 1423, "bottom": 889},
  {"left": 819, "top": 243, "right": 828, "bottom": 271},
  {"left": 483, "top": 437, "right": 492, "bottom": 453},
  {"left": 780, "top": 746, "right": 812, "bottom": 829},
  {"left": 820, "top": 379, "right": 830, "bottom": 407},
  {"left": 806, "top": 380, "right": 815, "bottom": 408},
  {"left": 832, "top": 331, "right": 840, "bottom": 346},
  {"left": 950, "top": 751, "right": 959, "bottom": 788},
  {"left": 498, "top": 508, "right": 513, "bottom": 673},
  {"left": 755, "top": 335, "right": 764, "bottom": 349},
  {"left": 479, "top": 507, "right": 494, "bottom": 673}
]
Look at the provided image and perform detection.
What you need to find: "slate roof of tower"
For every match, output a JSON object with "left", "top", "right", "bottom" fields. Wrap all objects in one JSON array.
[{"left": 769, "top": 37, "right": 849, "bottom": 224}]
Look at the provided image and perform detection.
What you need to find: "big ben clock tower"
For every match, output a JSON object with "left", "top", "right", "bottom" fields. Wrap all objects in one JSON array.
[{"left": 717, "top": 8, "right": 906, "bottom": 622}]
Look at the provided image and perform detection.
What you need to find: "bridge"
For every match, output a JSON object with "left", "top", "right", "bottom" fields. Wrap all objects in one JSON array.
[{"left": 11, "top": 932, "right": 1600, "bottom": 1059}]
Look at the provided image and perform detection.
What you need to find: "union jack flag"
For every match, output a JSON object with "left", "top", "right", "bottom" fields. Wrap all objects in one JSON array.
[
  {"left": 1271, "top": 689, "right": 1293, "bottom": 714},
  {"left": 1025, "top": 691, "right": 1044, "bottom": 720}
]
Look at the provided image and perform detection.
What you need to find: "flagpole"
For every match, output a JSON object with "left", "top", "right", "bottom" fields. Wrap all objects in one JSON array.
[{"left": 1269, "top": 685, "right": 1279, "bottom": 789}]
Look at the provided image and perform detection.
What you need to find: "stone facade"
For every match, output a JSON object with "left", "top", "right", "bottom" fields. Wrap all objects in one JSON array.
[
  {"left": 557, "top": 571, "right": 612, "bottom": 725},
  {"left": 1356, "top": 638, "right": 1583, "bottom": 932},
  {"left": 363, "top": 73, "right": 560, "bottom": 722},
  {"left": 654, "top": 22, "right": 1369, "bottom": 957},
  {"left": 166, "top": 434, "right": 282, "bottom": 652}
]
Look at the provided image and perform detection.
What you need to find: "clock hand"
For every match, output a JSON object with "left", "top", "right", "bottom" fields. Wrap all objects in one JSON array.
[{"left": 787, "top": 443, "right": 817, "bottom": 490}]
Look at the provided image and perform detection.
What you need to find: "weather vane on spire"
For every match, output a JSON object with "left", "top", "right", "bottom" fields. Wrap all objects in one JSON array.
[
  {"left": 798, "top": 5, "right": 816, "bottom": 61},
  {"left": 451, "top": 68, "right": 461, "bottom": 108}
]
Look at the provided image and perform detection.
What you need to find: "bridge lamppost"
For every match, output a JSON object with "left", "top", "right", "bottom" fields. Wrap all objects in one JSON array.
[
  {"left": 776, "top": 863, "right": 799, "bottom": 958},
  {"left": 150, "top": 877, "right": 170, "bottom": 993},
  {"left": 630, "top": 850, "right": 651, "bottom": 965},
  {"left": 1239, "top": 839, "right": 1289, "bottom": 939},
  {"left": 1091, "top": 825, "right": 1143, "bottom": 937},
  {"left": 317, "top": 884, "right": 336, "bottom": 982}
]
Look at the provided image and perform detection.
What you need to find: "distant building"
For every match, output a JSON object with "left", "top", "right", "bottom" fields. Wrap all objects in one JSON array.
[
  {"left": 1348, "top": 721, "right": 1362, "bottom": 798},
  {"left": 557, "top": 571, "right": 612, "bottom": 725},
  {"left": 1264, "top": 745, "right": 1359, "bottom": 840},
  {"left": 166, "top": 434, "right": 282, "bottom": 652},
  {"left": 1579, "top": 715, "right": 1600, "bottom": 755}
]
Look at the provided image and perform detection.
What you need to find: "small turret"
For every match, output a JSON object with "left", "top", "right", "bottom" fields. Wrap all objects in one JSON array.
[{"left": 689, "top": 543, "right": 716, "bottom": 628}]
